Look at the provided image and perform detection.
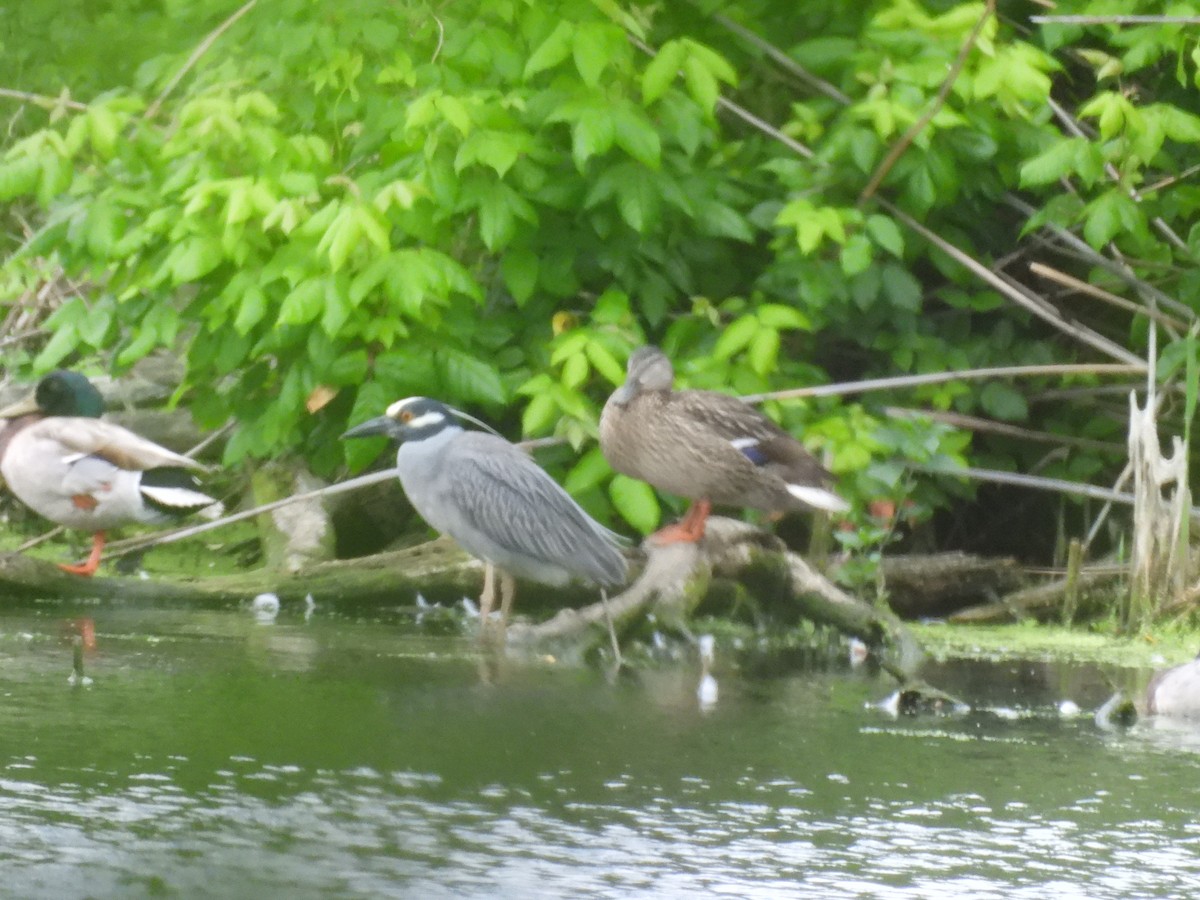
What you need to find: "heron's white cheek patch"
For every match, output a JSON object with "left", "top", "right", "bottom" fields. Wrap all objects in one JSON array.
[{"left": 401, "top": 411, "right": 446, "bottom": 431}]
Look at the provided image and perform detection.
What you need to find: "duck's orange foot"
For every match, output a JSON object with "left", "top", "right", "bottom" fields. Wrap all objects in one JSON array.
[
  {"left": 57, "top": 532, "right": 106, "bottom": 577},
  {"left": 648, "top": 499, "right": 712, "bottom": 545},
  {"left": 57, "top": 561, "right": 99, "bottom": 577}
]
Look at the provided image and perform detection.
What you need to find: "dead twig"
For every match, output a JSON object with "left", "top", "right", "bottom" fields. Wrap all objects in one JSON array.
[
  {"left": 885, "top": 406, "right": 1125, "bottom": 454},
  {"left": 0, "top": 88, "right": 88, "bottom": 112},
  {"left": 876, "top": 197, "right": 1146, "bottom": 365},
  {"left": 740, "top": 362, "right": 1145, "bottom": 404},
  {"left": 1030, "top": 261, "right": 1187, "bottom": 331},
  {"left": 144, "top": 0, "right": 259, "bottom": 120},
  {"left": 1031, "top": 15, "right": 1200, "bottom": 25}
]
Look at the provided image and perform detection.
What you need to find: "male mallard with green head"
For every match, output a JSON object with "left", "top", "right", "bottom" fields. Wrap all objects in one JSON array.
[
  {"left": 600, "top": 346, "right": 849, "bottom": 543},
  {"left": 0, "top": 370, "right": 218, "bottom": 576}
]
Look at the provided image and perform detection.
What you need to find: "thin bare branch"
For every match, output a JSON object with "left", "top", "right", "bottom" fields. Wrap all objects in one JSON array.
[
  {"left": 144, "top": 0, "right": 259, "bottom": 120},
  {"left": 711, "top": 13, "right": 852, "bottom": 105},
  {"left": 1031, "top": 15, "right": 1200, "bottom": 25},
  {"left": 715, "top": 96, "right": 814, "bottom": 158},
  {"left": 860, "top": 0, "right": 994, "bottom": 204},
  {"left": 1009, "top": 194, "right": 1195, "bottom": 320},
  {"left": 885, "top": 406, "right": 1125, "bottom": 454},
  {"left": 0, "top": 88, "right": 88, "bottom": 112},
  {"left": 740, "top": 363, "right": 1145, "bottom": 404},
  {"left": 1142, "top": 163, "right": 1200, "bottom": 197},
  {"left": 915, "top": 463, "right": 1200, "bottom": 520},
  {"left": 875, "top": 197, "right": 1146, "bottom": 365},
  {"left": 105, "top": 467, "right": 401, "bottom": 557},
  {"left": 1030, "top": 261, "right": 1187, "bottom": 330}
]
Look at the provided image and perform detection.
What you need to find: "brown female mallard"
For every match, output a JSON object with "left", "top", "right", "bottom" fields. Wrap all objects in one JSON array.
[{"left": 600, "top": 346, "right": 849, "bottom": 542}]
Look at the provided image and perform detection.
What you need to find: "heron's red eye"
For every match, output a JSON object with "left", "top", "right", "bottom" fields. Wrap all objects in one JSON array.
[{"left": 400, "top": 410, "right": 414, "bottom": 423}]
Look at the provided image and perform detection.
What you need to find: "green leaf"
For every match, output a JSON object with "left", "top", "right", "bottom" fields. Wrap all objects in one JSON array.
[
  {"left": 563, "top": 445, "right": 613, "bottom": 494},
  {"left": 1083, "top": 190, "right": 1140, "bottom": 248},
  {"left": 1019, "top": 138, "right": 1083, "bottom": 187},
  {"left": 695, "top": 198, "right": 752, "bottom": 241},
  {"left": 321, "top": 277, "right": 353, "bottom": 336},
  {"left": 609, "top": 473, "right": 661, "bottom": 534},
  {"left": 0, "top": 155, "right": 41, "bottom": 201},
  {"left": 33, "top": 321, "right": 80, "bottom": 371},
  {"left": 521, "top": 391, "right": 558, "bottom": 436},
  {"left": 613, "top": 165, "right": 660, "bottom": 232},
  {"left": 682, "top": 56, "right": 719, "bottom": 116},
  {"left": 586, "top": 341, "right": 625, "bottom": 385},
  {"left": 572, "top": 107, "right": 616, "bottom": 168},
  {"left": 502, "top": 248, "right": 539, "bottom": 305},
  {"left": 454, "top": 130, "right": 527, "bottom": 178},
  {"left": 561, "top": 351, "right": 589, "bottom": 389},
  {"left": 169, "top": 235, "right": 224, "bottom": 283},
  {"left": 572, "top": 22, "right": 614, "bottom": 88},
  {"left": 234, "top": 286, "right": 268, "bottom": 335},
  {"left": 840, "top": 234, "right": 874, "bottom": 276},
  {"left": 748, "top": 327, "right": 780, "bottom": 376},
  {"left": 866, "top": 214, "right": 905, "bottom": 257},
  {"left": 642, "top": 40, "right": 685, "bottom": 104},
  {"left": 713, "top": 314, "right": 759, "bottom": 359},
  {"left": 278, "top": 278, "right": 325, "bottom": 325},
  {"left": 525, "top": 21, "right": 575, "bottom": 79},
  {"left": 757, "top": 304, "right": 810, "bottom": 330},
  {"left": 437, "top": 348, "right": 506, "bottom": 405},
  {"left": 612, "top": 105, "right": 661, "bottom": 168},
  {"left": 881, "top": 264, "right": 922, "bottom": 312},
  {"left": 979, "top": 381, "right": 1028, "bottom": 421}
]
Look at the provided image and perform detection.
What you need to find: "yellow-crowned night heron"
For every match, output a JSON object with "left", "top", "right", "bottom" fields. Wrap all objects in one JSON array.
[
  {"left": 342, "top": 397, "right": 628, "bottom": 645},
  {"left": 0, "top": 370, "right": 217, "bottom": 576},
  {"left": 600, "top": 346, "right": 849, "bottom": 543}
]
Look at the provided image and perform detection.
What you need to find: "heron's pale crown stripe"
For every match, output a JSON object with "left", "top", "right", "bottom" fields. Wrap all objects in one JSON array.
[{"left": 385, "top": 397, "right": 420, "bottom": 417}]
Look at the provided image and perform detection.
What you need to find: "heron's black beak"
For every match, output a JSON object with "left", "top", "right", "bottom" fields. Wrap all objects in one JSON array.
[{"left": 341, "top": 415, "right": 400, "bottom": 441}]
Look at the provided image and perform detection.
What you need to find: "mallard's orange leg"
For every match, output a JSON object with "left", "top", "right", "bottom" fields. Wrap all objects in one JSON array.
[
  {"left": 59, "top": 532, "right": 106, "bottom": 577},
  {"left": 649, "top": 498, "right": 712, "bottom": 545}
]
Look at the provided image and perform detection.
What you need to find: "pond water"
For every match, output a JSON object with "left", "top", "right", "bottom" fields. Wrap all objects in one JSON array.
[{"left": 0, "top": 598, "right": 1197, "bottom": 899}]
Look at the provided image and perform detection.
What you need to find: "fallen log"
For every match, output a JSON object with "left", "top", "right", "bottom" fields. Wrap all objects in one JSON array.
[
  {"left": 880, "top": 552, "right": 1024, "bottom": 619},
  {"left": 949, "top": 567, "right": 1123, "bottom": 623},
  {"left": 0, "top": 517, "right": 947, "bottom": 696},
  {"left": 511, "top": 517, "right": 928, "bottom": 684}
]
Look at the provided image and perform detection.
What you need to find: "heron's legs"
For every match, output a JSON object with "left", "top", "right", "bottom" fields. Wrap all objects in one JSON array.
[
  {"left": 649, "top": 498, "right": 711, "bottom": 545},
  {"left": 498, "top": 570, "right": 517, "bottom": 626},
  {"left": 599, "top": 588, "right": 622, "bottom": 667},
  {"left": 478, "top": 562, "right": 497, "bottom": 625}
]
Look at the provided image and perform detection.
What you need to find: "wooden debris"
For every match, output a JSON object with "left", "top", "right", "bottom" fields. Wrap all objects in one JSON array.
[
  {"left": 949, "top": 568, "right": 1122, "bottom": 624},
  {"left": 879, "top": 552, "right": 1024, "bottom": 619}
]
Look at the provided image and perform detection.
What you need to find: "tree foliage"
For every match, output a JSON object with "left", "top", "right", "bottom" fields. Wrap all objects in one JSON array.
[{"left": 2, "top": 0, "right": 1198, "bottom": 544}]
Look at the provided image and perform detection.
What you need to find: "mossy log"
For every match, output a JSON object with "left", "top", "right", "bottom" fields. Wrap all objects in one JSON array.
[
  {"left": 880, "top": 552, "right": 1024, "bottom": 619},
  {"left": 0, "top": 537, "right": 487, "bottom": 607},
  {"left": 0, "top": 516, "right": 941, "bottom": 693},
  {"left": 949, "top": 568, "right": 1123, "bottom": 623}
]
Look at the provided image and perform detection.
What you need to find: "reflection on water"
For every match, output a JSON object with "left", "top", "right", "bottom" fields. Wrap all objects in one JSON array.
[{"left": 0, "top": 600, "right": 1197, "bottom": 898}]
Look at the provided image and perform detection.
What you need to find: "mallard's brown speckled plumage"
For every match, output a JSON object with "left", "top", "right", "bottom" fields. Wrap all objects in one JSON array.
[{"left": 600, "top": 346, "right": 848, "bottom": 515}]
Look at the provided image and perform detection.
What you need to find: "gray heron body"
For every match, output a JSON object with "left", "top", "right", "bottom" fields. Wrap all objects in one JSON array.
[
  {"left": 600, "top": 346, "right": 849, "bottom": 543},
  {"left": 342, "top": 397, "right": 628, "bottom": 640}
]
